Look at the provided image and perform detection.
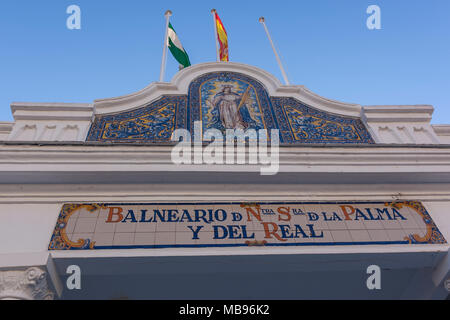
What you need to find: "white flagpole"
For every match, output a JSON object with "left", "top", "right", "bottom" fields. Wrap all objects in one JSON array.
[
  {"left": 259, "top": 17, "right": 290, "bottom": 85},
  {"left": 159, "top": 10, "right": 172, "bottom": 82},
  {"left": 211, "top": 9, "right": 220, "bottom": 62}
]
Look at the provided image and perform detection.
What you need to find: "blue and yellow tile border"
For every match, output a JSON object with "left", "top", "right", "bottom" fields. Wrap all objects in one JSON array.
[
  {"left": 48, "top": 203, "right": 107, "bottom": 250},
  {"left": 388, "top": 201, "right": 447, "bottom": 244}
]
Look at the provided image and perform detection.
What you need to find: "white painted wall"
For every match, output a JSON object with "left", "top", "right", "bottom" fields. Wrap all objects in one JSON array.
[
  {"left": 423, "top": 202, "right": 450, "bottom": 242},
  {"left": 0, "top": 203, "right": 61, "bottom": 255}
]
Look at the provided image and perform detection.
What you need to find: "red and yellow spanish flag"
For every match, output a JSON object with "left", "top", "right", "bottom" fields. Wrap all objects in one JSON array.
[{"left": 214, "top": 12, "right": 229, "bottom": 61}]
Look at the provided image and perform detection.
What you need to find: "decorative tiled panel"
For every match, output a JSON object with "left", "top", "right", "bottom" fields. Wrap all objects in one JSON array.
[
  {"left": 86, "top": 72, "right": 374, "bottom": 144},
  {"left": 272, "top": 97, "right": 374, "bottom": 144},
  {"left": 48, "top": 201, "right": 446, "bottom": 250},
  {"left": 86, "top": 96, "right": 187, "bottom": 143},
  {"left": 187, "top": 72, "right": 278, "bottom": 136}
]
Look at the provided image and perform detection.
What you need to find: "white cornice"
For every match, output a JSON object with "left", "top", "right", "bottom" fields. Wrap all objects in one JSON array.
[
  {"left": 0, "top": 122, "right": 13, "bottom": 133},
  {"left": 0, "top": 123, "right": 13, "bottom": 142},
  {"left": 11, "top": 102, "right": 93, "bottom": 121},
  {"left": 363, "top": 105, "right": 434, "bottom": 123},
  {"left": 433, "top": 125, "right": 450, "bottom": 136},
  {"left": 2, "top": 183, "right": 450, "bottom": 203},
  {"left": 1, "top": 145, "right": 450, "bottom": 184},
  {"left": 93, "top": 62, "right": 363, "bottom": 117}
]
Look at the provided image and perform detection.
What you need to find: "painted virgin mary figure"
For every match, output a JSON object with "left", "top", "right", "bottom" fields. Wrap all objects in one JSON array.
[{"left": 210, "top": 85, "right": 254, "bottom": 130}]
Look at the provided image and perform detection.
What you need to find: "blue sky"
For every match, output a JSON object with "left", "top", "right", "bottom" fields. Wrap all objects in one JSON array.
[{"left": 0, "top": 0, "right": 449, "bottom": 123}]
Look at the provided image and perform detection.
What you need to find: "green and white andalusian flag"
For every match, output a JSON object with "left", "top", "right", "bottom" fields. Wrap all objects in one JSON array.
[{"left": 167, "top": 23, "right": 191, "bottom": 69}]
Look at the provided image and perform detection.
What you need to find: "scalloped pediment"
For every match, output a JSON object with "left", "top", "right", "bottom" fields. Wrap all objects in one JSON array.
[{"left": 87, "top": 65, "right": 374, "bottom": 144}]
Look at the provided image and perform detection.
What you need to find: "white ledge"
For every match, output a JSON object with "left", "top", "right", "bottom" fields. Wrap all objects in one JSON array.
[
  {"left": 1, "top": 145, "right": 450, "bottom": 184},
  {"left": 363, "top": 105, "right": 434, "bottom": 123},
  {"left": 433, "top": 125, "right": 450, "bottom": 135},
  {"left": 11, "top": 102, "right": 93, "bottom": 121},
  {"left": 0, "top": 122, "right": 13, "bottom": 133}
]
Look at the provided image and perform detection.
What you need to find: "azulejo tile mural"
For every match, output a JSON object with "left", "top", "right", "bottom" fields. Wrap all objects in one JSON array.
[
  {"left": 48, "top": 201, "right": 446, "bottom": 251},
  {"left": 86, "top": 72, "right": 374, "bottom": 144},
  {"left": 187, "top": 72, "right": 275, "bottom": 135},
  {"left": 87, "top": 96, "right": 187, "bottom": 143},
  {"left": 272, "top": 97, "right": 373, "bottom": 144}
]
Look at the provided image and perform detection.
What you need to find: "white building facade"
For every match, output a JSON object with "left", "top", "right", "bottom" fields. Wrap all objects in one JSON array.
[{"left": 0, "top": 62, "right": 449, "bottom": 300}]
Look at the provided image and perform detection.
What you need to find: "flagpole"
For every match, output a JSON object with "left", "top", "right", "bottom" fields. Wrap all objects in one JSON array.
[
  {"left": 259, "top": 17, "right": 290, "bottom": 85},
  {"left": 159, "top": 10, "right": 172, "bottom": 82},
  {"left": 211, "top": 9, "right": 220, "bottom": 62}
]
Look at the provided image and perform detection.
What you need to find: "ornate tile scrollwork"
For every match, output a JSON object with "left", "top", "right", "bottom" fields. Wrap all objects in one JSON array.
[
  {"left": 87, "top": 96, "right": 187, "bottom": 143},
  {"left": 86, "top": 72, "right": 374, "bottom": 144},
  {"left": 48, "top": 203, "right": 107, "bottom": 250},
  {"left": 388, "top": 201, "right": 447, "bottom": 244},
  {"left": 272, "top": 97, "right": 374, "bottom": 144}
]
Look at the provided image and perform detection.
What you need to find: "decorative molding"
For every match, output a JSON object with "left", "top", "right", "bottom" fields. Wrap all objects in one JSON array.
[
  {"left": 2, "top": 144, "right": 450, "bottom": 167},
  {"left": 8, "top": 121, "right": 91, "bottom": 142},
  {"left": 0, "top": 122, "right": 13, "bottom": 133},
  {"left": 93, "top": 62, "right": 363, "bottom": 117},
  {"left": 0, "top": 123, "right": 14, "bottom": 142},
  {"left": 375, "top": 126, "right": 401, "bottom": 144},
  {"left": 2, "top": 145, "right": 450, "bottom": 185},
  {"left": 4, "top": 183, "right": 450, "bottom": 203},
  {"left": 1, "top": 64, "right": 445, "bottom": 145},
  {"left": 11, "top": 102, "right": 93, "bottom": 121},
  {"left": 88, "top": 71, "right": 374, "bottom": 144},
  {"left": 432, "top": 125, "right": 450, "bottom": 145},
  {"left": 4, "top": 103, "right": 94, "bottom": 142},
  {"left": 433, "top": 125, "right": 450, "bottom": 136},
  {"left": 368, "top": 123, "right": 440, "bottom": 145},
  {"left": 362, "top": 105, "right": 434, "bottom": 123},
  {"left": 0, "top": 267, "right": 55, "bottom": 300},
  {"left": 9, "top": 124, "right": 38, "bottom": 141}
]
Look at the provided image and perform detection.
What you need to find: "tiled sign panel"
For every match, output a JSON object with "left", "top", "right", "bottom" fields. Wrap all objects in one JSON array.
[{"left": 49, "top": 201, "right": 447, "bottom": 250}]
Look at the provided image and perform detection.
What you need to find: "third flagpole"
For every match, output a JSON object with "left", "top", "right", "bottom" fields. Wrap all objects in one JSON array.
[
  {"left": 259, "top": 17, "right": 290, "bottom": 85},
  {"left": 211, "top": 9, "right": 220, "bottom": 62},
  {"left": 159, "top": 10, "right": 172, "bottom": 82}
]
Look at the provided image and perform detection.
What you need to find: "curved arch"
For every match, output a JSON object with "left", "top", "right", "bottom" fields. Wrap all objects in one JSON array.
[{"left": 93, "top": 62, "right": 362, "bottom": 117}]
